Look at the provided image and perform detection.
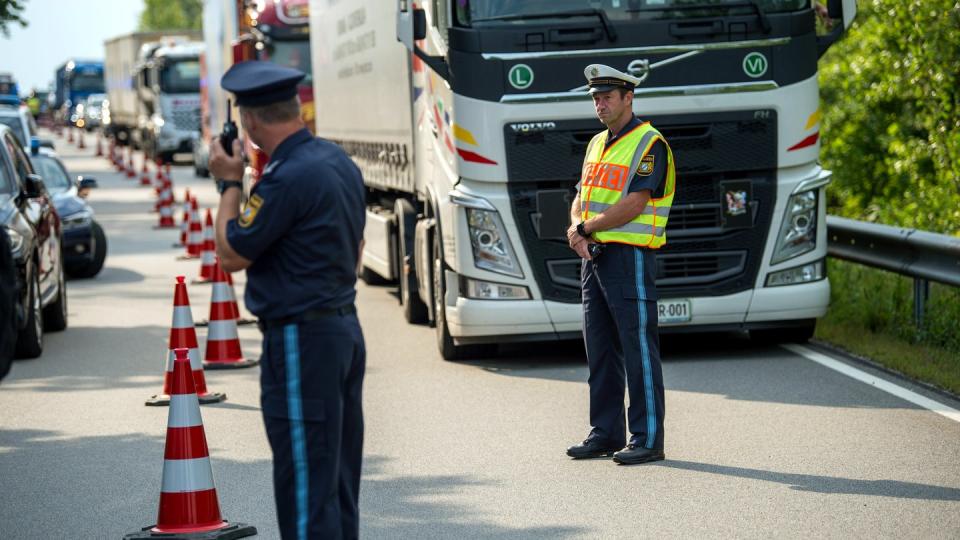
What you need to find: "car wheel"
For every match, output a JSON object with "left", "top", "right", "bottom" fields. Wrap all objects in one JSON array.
[
  {"left": 42, "top": 258, "right": 67, "bottom": 332},
  {"left": 68, "top": 221, "right": 107, "bottom": 279},
  {"left": 15, "top": 269, "right": 43, "bottom": 359}
]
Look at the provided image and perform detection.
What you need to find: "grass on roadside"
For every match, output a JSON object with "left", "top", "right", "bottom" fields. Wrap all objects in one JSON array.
[{"left": 815, "top": 260, "right": 960, "bottom": 396}]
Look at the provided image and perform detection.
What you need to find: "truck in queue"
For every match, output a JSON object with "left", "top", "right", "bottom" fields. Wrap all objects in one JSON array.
[
  {"left": 53, "top": 60, "right": 104, "bottom": 127},
  {"left": 309, "top": 0, "right": 857, "bottom": 359},
  {"left": 132, "top": 40, "right": 204, "bottom": 163},
  {"left": 196, "top": 0, "right": 315, "bottom": 182},
  {"left": 103, "top": 32, "right": 199, "bottom": 146}
]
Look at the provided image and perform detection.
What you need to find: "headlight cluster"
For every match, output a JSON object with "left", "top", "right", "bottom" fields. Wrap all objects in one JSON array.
[
  {"left": 462, "top": 276, "right": 530, "bottom": 300},
  {"left": 62, "top": 210, "right": 93, "bottom": 231},
  {"left": 771, "top": 190, "right": 817, "bottom": 265},
  {"left": 766, "top": 259, "right": 825, "bottom": 287},
  {"left": 466, "top": 207, "right": 523, "bottom": 278}
]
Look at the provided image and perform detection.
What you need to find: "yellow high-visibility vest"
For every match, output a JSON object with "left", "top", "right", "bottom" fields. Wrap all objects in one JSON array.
[{"left": 580, "top": 122, "right": 676, "bottom": 249}]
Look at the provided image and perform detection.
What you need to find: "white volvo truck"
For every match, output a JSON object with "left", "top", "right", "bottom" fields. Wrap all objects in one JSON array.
[{"left": 309, "top": 0, "right": 856, "bottom": 359}]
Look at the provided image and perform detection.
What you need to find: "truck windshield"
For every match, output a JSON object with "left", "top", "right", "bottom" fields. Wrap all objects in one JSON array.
[
  {"left": 71, "top": 73, "right": 104, "bottom": 93},
  {"left": 159, "top": 60, "right": 201, "bottom": 94},
  {"left": 259, "top": 41, "right": 313, "bottom": 86},
  {"left": 460, "top": 0, "right": 808, "bottom": 24}
]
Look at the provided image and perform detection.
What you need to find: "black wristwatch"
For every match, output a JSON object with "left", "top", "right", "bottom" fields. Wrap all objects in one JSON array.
[
  {"left": 577, "top": 222, "right": 591, "bottom": 238},
  {"left": 217, "top": 180, "right": 242, "bottom": 195}
]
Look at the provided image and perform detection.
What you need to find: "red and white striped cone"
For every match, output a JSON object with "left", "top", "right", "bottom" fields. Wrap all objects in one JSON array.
[
  {"left": 174, "top": 189, "right": 192, "bottom": 248},
  {"left": 225, "top": 271, "right": 256, "bottom": 326},
  {"left": 95, "top": 133, "right": 103, "bottom": 156},
  {"left": 78, "top": 130, "right": 86, "bottom": 149},
  {"left": 155, "top": 184, "right": 176, "bottom": 229},
  {"left": 141, "top": 157, "right": 152, "bottom": 186},
  {"left": 203, "top": 262, "right": 258, "bottom": 370},
  {"left": 165, "top": 163, "right": 172, "bottom": 182},
  {"left": 127, "top": 148, "right": 137, "bottom": 179},
  {"left": 155, "top": 158, "right": 164, "bottom": 183},
  {"left": 178, "top": 198, "right": 203, "bottom": 260},
  {"left": 67, "top": 128, "right": 74, "bottom": 144},
  {"left": 126, "top": 348, "right": 255, "bottom": 539},
  {"left": 147, "top": 277, "right": 225, "bottom": 406},
  {"left": 193, "top": 210, "right": 217, "bottom": 284}
]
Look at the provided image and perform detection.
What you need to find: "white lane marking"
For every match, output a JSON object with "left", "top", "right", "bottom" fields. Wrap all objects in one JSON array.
[{"left": 783, "top": 344, "right": 960, "bottom": 424}]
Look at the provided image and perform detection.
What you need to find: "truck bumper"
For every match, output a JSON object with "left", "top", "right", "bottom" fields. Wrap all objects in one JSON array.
[{"left": 448, "top": 277, "right": 829, "bottom": 344}]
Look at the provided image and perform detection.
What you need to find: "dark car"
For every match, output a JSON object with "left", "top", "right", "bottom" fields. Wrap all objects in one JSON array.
[
  {"left": 0, "top": 227, "right": 16, "bottom": 379},
  {"left": 0, "top": 125, "right": 67, "bottom": 358},
  {"left": 29, "top": 145, "right": 106, "bottom": 278}
]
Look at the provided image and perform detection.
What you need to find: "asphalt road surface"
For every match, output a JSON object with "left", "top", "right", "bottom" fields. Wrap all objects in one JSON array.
[{"left": 1, "top": 131, "right": 959, "bottom": 539}]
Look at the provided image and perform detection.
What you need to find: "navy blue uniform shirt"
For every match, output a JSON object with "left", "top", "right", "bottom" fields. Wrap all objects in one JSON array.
[{"left": 226, "top": 128, "right": 366, "bottom": 320}]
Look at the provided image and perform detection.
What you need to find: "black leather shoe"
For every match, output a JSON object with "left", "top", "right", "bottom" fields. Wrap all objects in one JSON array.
[
  {"left": 612, "top": 444, "right": 665, "bottom": 465},
  {"left": 566, "top": 438, "right": 622, "bottom": 459}
]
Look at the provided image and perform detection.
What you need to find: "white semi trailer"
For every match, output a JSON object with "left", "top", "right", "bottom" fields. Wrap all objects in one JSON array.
[{"left": 309, "top": 0, "right": 856, "bottom": 359}]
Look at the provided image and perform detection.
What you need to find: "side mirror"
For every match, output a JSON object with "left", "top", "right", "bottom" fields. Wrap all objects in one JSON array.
[
  {"left": 413, "top": 8, "right": 427, "bottom": 40},
  {"left": 397, "top": 5, "right": 450, "bottom": 80},
  {"left": 817, "top": 0, "right": 857, "bottom": 58},
  {"left": 24, "top": 174, "right": 45, "bottom": 198},
  {"left": 77, "top": 176, "right": 98, "bottom": 190}
]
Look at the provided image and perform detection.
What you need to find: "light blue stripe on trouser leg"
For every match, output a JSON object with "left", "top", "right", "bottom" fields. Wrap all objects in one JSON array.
[
  {"left": 634, "top": 249, "right": 657, "bottom": 448},
  {"left": 284, "top": 324, "right": 309, "bottom": 540}
]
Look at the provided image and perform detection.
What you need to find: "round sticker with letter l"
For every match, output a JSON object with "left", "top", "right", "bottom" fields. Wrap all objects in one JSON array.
[
  {"left": 742, "top": 52, "right": 768, "bottom": 78},
  {"left": 508, "top": 64, "right": 534, "bottom": 90}
]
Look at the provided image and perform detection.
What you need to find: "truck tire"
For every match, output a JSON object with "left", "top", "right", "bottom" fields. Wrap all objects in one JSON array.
[
  {"left": 396, "top": 199, "right": 428, "bottom": 324},
  {"left": 15, "top": 268, "right": 43, "bottom": 359},
  {"left": 751, "top": 321, "right": 816, "bottom": 345},
  {"left": 42, "top": 257, "right": 67, "bottom": 332},
  {"left": 68, "top": 221, "right": 107, "bottom": 279}
]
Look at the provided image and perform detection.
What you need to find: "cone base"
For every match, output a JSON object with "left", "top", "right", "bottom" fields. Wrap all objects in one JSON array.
[
  {"left": 203, "top": 358, "right": 259, "bottom": 370},
  {"left": 177, "top": 254, "right": 201, "bottom": 261},
  {"left": 154, "top": 224, "right": 177, "bottom": 230},
  {"left": 145, "top": 392, "right": 227, "bottom": 406},
  {"left": 124, "top": 521, "right": 257, "bottom": 539}
]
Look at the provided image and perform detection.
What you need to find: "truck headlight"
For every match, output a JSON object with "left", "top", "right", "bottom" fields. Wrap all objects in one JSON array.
[
  {"left": 771, "top": 189, "right": 818, "bottom": 265},
  {"left": 466, "top": 207, "right": 523, "bottom": 278},
  {"left": 765, "top": 259, "right": 825, "bottom": 287},
  {"left": 62, "top": 210, "right": 93, "bottom": 231}
]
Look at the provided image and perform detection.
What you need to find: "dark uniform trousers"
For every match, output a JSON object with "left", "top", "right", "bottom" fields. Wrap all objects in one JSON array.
[
  {"left": 260, "top": 313, "right": 366, "bottom": 540},
  {"left": 582, "top": 243, "right": 665, "bottom": 449}
]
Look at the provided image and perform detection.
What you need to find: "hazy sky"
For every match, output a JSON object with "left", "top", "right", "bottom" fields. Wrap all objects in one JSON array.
[{"left": 0, "top": 0, "right": 144, "bottom": 92}]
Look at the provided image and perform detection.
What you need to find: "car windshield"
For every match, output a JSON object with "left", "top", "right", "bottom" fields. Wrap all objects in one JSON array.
[
  {"left": 159, "top": 59, "right": 201, "bottom": 94},
  {"left": 460, "top": 0, "right": 808, "bottom": 24},
  {"left": 259, "top": 41, "right": 313, "bottom": 85},
  {"left": 0, "top": 116, "right": 25, "bottom": 146},
  {"left": 31, "top": 155, "right": 72, "bottom": 194}
]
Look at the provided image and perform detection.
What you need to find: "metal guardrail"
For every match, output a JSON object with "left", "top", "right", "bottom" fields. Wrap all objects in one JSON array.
[{"left": 827, "top": 215, "right": 960, "bottom": 327}]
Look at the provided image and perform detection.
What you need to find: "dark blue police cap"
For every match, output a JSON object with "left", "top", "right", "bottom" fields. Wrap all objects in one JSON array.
[{"left": 221, "top": 61, "right": 306, "bottom": 107}]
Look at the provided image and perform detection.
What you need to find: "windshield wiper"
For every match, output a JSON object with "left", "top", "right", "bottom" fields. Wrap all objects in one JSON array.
[
  {"left": 626, "top": 1, "right": 770, "bottom": 34},
  {"left": 472, "top": 9, "right": 618, "bottom": 42}
]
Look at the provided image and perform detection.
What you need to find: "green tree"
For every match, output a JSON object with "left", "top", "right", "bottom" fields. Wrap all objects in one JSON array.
[
  {"left": 138, "top": 0, "right": 202, "bottom": 31},
  {"left": 0, "top": 0, "right": 27, "bottom": 37},
  {"left": 819, "top": 0, "right": 960, "bottom": 235}
]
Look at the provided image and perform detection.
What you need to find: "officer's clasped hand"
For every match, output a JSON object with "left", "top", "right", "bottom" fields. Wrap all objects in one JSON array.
[
  {"left": 209, "top": 136, "right": 244, "bottom": 182},
  {"left": 567, "top": 223, "right": 593, "bottom": 260}
]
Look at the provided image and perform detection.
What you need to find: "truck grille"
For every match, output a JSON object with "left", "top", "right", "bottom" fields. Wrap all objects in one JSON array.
[
  {"left": 171, "top": 107, "right": 200, "bottom": 131},
  {"left": 506, "top": 110, "right": 777, "bottom": 303}
]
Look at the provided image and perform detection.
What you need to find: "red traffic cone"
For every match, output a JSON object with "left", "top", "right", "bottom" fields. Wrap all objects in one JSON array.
[
  {"left": 127, "top": 148, "right": 137, "bottom": 179},
  {"left": 174, "top": 189, "right": 192, "bottom": 248},
  {"left": 165, "top": 163, "right": 172, "bottom": 182},
  {"left": 204, "top": 261, "right": 257, "bottom": 370},
  {"left": 156, "top": 185, "right": 176, "bottom": 229},
  {"left": 67, "top": 128, "right": 74, "bottom": 144},
  {"left": 141, "top": 158, "right": 152, "bottom": 186},
  {"left": 224, "top": 271, "right": 255, "bottom": 326},
  {"left": 126, "top": 348, "right": 255, "bottom": 539},
  {"left": 179, "top": 198, "right": 203, "bottom": 259},
  {"left": 147, "top": 277, "right": 225, "bottom": 406},
  {"left": 78, "top": 130, "right": 86, "bottom": 149},
  {"left": 193, "top": 210, "right": 216, "bottom": 284},
  {"left": 95, "top": 133, "right": 103, "bottom": 156}
]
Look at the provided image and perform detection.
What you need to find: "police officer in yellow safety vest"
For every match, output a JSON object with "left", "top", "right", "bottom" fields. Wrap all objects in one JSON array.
[{"left": 566, "top": 64, "right": 675, "bottom": 465}]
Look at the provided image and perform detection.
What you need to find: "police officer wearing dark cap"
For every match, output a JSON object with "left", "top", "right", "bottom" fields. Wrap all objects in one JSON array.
[
  {"left": 208, "top": 60, "right": 367, "bottom": 539},
  {"left": 565, "top": 64, "right": 676, "bottom": 465}
]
